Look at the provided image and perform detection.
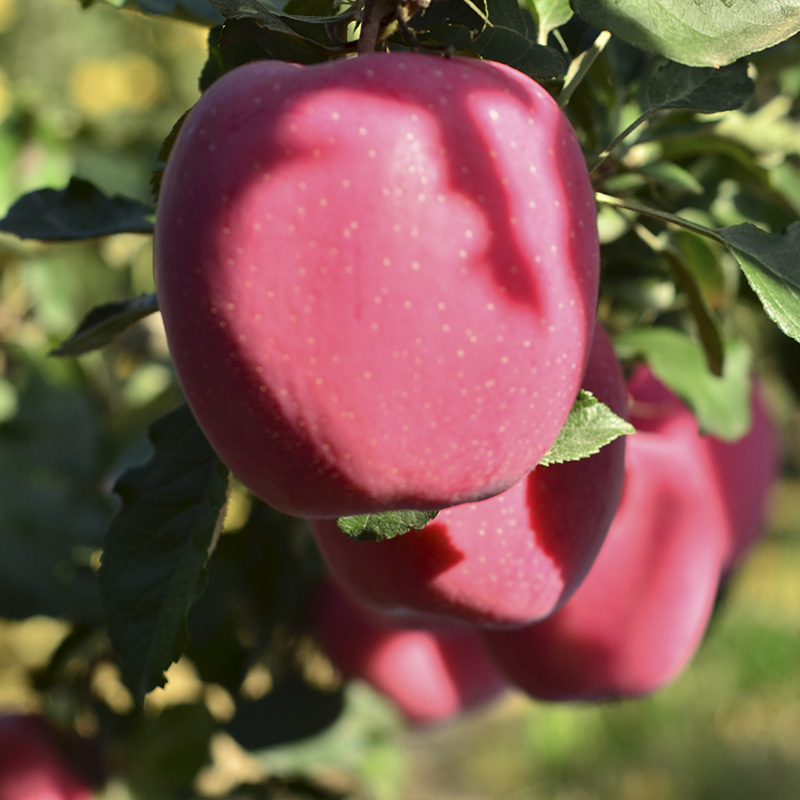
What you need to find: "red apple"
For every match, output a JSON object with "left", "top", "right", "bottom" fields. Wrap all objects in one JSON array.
[
  {"left": 626, "top": 366, "right": 779, "bottom": 572},
  {"left": 0, "top": 715, "right": 93, "bottom": 800},
  {"left": 311, "top": 579, "right": 506, "bottom": 724},
  {"left": 154, "top": 53, "right": 600, "bottom": 518},
  {"left": 479, "top": 416, "right": 728, "bottom": 701},
  {"left": 310, "top": 324, "right": 627, "bottom": 628}
]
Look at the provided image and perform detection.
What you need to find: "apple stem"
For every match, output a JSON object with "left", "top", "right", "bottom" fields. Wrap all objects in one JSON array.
[{"left": 357, "top": 0, "right": 398, "bottom": 54}]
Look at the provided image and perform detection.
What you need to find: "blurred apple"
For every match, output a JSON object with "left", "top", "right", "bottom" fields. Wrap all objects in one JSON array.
[
  {"left": 311, "top": 579, "right": 506, "bottom": 724},
  {"left": 479, "top": 384, "right": 729, "bottom": 701},
  {"left": 626, "top": 366, "right": 780, "bottom": 572},
  {"left": 0, "top": 715, "right": 93, "bottom": 800}
]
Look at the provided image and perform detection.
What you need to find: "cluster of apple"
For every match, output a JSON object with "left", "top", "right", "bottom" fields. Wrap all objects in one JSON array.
[
  {"left": 312, "top": 363, "right": 778, "bottom": 721},
  {"left": 152, "top": 53, "right": 780, "bottom": 721}
]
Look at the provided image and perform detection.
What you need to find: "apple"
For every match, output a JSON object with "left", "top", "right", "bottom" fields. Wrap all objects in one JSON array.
[
  {"left": 153, "top": 52, "right": 600, "bottom": 518},
  {"left": 310, "top": 324, "right": 627, "bottom": 628},
  {"left": 626, "top": 366, "right": 779, "bottom": 572},
  {"left": 311, "top": 578, "right": 506, "bottom": 724},
  {"left": 0, "top": 715, "right": 93, "bottom": 800},
  {"left": 478, "top": 412, "right": 728, "bottom": 701}
]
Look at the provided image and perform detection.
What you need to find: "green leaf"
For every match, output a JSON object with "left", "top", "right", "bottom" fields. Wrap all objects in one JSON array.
[
  {"left": 638, "top": 162, "right": 704, "bottom": 196},
  {"left": 538, "top": 389, "right": 634, "bottom": 467},
  {"left": 719, "top": 221, "right": 800, "bottom": 344},
  {"left": 51, "top": 294, "right": 159, "bottom": 357},
  {"left": 0, "top": 178, "right": 154, "bottom": 241},
  {"left": 433, "top": 25, "right": 568, "bottom": 81},
  {"left": 647, "top": 60, "right": 754, "bottom": 115},
  {"left": 124, "top": 704, "right": 217, "bottom": 800},
  {"left": 525, "top": 0, "right": 573, "bottom": 42},
  {"left": 590, "top": 62, "right": 753, "bottom": 172},
  {"left": 337, "top": 509, "right": 439, "bottom": 543},
  {"left": 99, "top": 404, "right": 231, "bottom": 705},
  {"left": 572, "top": 0, "right": 800, "bottom": 67},
  {"left": 614, "top": 327, "right": 753, "bottom": 440}
]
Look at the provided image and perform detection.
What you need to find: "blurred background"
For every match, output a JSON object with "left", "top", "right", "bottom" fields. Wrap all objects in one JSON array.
[{"left": 1, "top": 1, "right": 800, "bottom": 799}]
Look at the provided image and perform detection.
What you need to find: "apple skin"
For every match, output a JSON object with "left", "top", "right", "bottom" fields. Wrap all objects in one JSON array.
[
  {"left": 311, "top": 579, "right": 506, "bottom": 724},
  {"left": 153, "top": 53, "right": 600, "bottom": 518},
  {"left": 0, "top": 715, "right": 93, "bottom": 800},
  {"left": 310, "top": 324, "right": 627, "bottom": 628},
  {"left": 626, "top": 366, "right": 779, "bottom": 572},
  {"left": 478, "top": 417, "right": 728, "bottom": 702}
]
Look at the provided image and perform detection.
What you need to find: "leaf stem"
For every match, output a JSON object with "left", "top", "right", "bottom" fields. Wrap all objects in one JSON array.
[
  {"left": 595, "top": 192, "right": 726, "bottom": 245},
  {"left": 558, "top": 30, "right": 612, "bottom": 108},
  {"left": 589, "top": 108, "right": 659, "bottom": 173}
]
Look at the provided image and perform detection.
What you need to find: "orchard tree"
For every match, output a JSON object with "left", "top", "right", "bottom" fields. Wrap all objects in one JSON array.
[{"left": 0, "top": 0, "right": 799, "bottom": 798}]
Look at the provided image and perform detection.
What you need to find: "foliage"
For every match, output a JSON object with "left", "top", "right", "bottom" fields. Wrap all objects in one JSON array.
[{"left": 0, "top": 0, "right": 799, "bottom": 797}]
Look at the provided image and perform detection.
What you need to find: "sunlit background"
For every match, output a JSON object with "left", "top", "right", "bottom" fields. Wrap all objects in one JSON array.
[{"left": 2, "top": 2, "right": 800, "bottom": 799}]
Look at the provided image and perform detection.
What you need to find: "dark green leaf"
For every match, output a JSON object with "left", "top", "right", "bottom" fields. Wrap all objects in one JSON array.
[
  {"left": 51, "top": 294, "right": 159, "bottom": 357},
  {"left": 409, "top": 0, "right": 488, "bottom": 35},
  {"left": 112, "top": 0, "right": 222, "bottom": 24},
  {"left": 433, "top": 24, "right": 567, "bottom": 81},
  {"left": 204, "top": 3, "right": 351, "bottom": 67},
  {"left": 210, "top": 0, "right": 353, "bottom": 28},
  {"left": 614, "top": 328, "right": 752, "bottom": 440},
  {"left": 337, "top": 509, "right": 439, "bottom": 542},
  {"left": 0, "top": 178, "right": 154, "bottom": 241},
  {"left": 486, "top": 0, "right": 528, "bottom": 32},
  {"left": 217, "top": 16, "right": 334, "bottom": 64},
  {"left": 0, "top": 363, "right": 108, "bottom": 623},
  {"left": 99, "top": 404, "right": 231, "bottom": 705},
  {"left": 720, "top": 221, "right": 800, "bottom": 344},
  {"left": 573, "top": 0, "right": 800, "bottom": 67},
  {"left": 474, "top": 26, "right": 567, "bottom": 80},
  {"left": 228, "top": 670, "right": 345, "bottom": 750},
  {"left": 249, "top": 682, "right": 404, "bottom": 800},
  {"left": 647, "top": 60, "right": 754, "bottom": 114},
  {"left": 538, "top": 389, "right": 634, "bottom": 467}
]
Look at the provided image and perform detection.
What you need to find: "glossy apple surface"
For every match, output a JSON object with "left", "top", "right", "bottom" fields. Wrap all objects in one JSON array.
[
  {"left": 310, "top": 324, "right": 627, "bottom": 627},
  {"left": 479, "top": 419, "right": 728, "bottom": 701},
  {"left": 627, "top": 366, "right": 779, "bottom": 572},
  {"left": 154, "top": 53, "right": 599, "bottom": 518},
  {"left": 0, "top": 715, "right": 93, "bottom": 800},
  {"left": 311, "top": 579, "right": 506, "bottom": 724}
]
